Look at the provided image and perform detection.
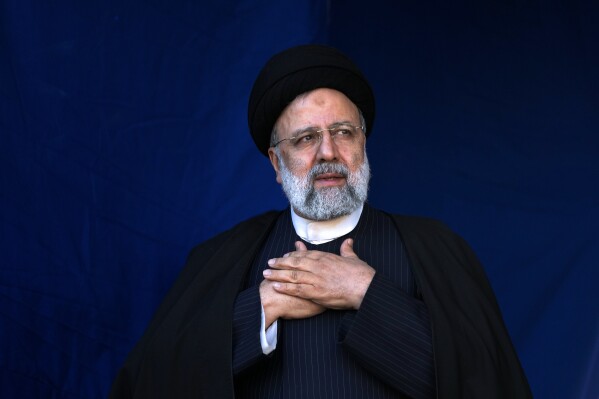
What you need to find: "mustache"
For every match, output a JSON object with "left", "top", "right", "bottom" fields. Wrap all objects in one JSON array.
[{"left": 308, "top": 163, "right": 349, "bottom": 180}]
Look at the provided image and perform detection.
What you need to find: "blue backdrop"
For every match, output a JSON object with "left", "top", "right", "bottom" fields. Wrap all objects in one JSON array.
[{"left": 1, "top": 1, "right": 598, "bottom": 398}]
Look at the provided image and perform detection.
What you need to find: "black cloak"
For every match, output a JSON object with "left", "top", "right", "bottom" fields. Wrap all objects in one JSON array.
[{"left": 109, "top": 211, "right": 532, "bottom": 399}]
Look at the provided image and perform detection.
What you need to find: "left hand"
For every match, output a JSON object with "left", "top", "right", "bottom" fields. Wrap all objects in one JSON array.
[{"left": 262, "top": 238, "right": 375, "bottom": 310}]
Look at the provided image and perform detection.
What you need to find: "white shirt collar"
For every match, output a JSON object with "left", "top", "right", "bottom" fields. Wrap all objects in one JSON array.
[{"left": 290, "top": 204, "right": 364, "bottom": 245}]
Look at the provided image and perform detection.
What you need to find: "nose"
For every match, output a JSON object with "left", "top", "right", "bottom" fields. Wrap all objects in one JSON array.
[{"left": 316, "top": 130, "right": 339, "bottom": 161}]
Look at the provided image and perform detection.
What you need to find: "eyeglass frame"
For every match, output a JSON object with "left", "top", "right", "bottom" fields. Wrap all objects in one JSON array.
[{"left": 270, "top": 123, "right": 365, "bottom": 149}]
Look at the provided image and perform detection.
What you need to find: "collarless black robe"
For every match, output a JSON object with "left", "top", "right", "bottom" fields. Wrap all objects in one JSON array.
[{"left": 109, "top": 211, "right": 532, "bottom": 399}]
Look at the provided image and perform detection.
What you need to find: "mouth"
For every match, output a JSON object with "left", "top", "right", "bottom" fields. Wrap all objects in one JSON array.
[{"left": 313, "top": 173, "right": 346, "bottom": 187}]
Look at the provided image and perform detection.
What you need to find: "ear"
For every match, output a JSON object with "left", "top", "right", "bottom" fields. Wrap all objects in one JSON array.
[{"left": 268, "top": 147, "right": 283, "bottom": 184}]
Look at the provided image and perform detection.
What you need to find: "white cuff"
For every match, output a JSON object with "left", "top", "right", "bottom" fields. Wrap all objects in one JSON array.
[{"left": 260, "top": 304, "right": 278, "bottom": 354}]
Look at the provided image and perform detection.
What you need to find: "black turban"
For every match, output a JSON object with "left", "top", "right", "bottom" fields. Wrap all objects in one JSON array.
[{"left": 248, "top": 44, "right": 375, "bottom": 156}]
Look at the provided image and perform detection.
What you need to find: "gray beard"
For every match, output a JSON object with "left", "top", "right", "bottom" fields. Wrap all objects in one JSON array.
[{"left": 278, "top": 154, "right": 370, "bottom": 221}]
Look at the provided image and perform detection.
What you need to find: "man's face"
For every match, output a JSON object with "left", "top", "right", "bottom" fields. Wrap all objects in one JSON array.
[{"left": 268, "top": 88, "right": 370, "bottom": 221}]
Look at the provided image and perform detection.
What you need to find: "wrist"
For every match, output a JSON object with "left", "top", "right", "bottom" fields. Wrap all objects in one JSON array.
[
  {"left": 353, "top": 269, "right": 376, "bottom": 309},
  {"left": 259, "top": 281, "right": 279, "bottom": 327}
]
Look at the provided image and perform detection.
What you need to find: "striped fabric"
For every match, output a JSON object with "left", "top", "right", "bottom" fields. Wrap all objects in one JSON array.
[{"left": 233, "top": 204, "right": 435, "bottom": 398}]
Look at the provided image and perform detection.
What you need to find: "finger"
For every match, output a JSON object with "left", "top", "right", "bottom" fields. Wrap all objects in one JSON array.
[
  {"left": 295, "top": 241, "right": 308, "bottom": 251},
  {"left": 281, "top": 242, "right": 307, "bottom": 257},
  {"left": 272, "top": 282, "right": 315, "bottom": 299},
  {"left": 263, "top": 268, "right": 313, "bottom": 284},
  {"left": 273, "top": 242, "right": 307, "bottom": 262},
  {"left": 267, "top": 256, "right": 302, "bottom": 270},
  {"left": 267, "top": 249, "right": 323, "bottom": 270},
  {"left": 339, "top": 238, "right": 358, "bottom": 258}
]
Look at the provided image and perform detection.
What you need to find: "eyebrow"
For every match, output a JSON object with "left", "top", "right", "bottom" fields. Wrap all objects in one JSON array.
[{"left": 290, "top": 120, "right": 355, "bottom": 136}]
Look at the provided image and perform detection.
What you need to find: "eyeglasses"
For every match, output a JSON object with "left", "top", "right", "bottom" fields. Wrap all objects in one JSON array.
[{"left": 272, "top": 124, "right": 364, "bottom": 152}]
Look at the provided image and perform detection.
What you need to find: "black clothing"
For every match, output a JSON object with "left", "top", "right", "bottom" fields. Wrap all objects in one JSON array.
[
  {"left": 233, "top": 206, "right": 435, "bottom": 398},
  {"left": 109, "top": 209, "right": 532, "bottom": 399},
  {"left": 247, "top": 44, "right": 375, "bottom": 156}
]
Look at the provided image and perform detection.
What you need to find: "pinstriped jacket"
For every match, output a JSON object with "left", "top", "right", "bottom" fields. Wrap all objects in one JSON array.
[{"left": 109, "top": 211, "right": 532, "bottom": 399}]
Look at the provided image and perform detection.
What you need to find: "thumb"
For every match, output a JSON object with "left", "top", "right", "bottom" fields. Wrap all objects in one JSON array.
[
  {"left": 295, "top": 240, "right": 308, "bottom": 251},
  {"left": 340, "top": 238, "right": 357, "bottom": 258}
]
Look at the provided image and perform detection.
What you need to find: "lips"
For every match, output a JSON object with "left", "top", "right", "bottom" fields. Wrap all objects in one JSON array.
[
  {"left": 308, "top": 163, "right": 349, "bottom": 188},
  {"left": 313, "top": 173, "right": 346, "bottom": 188},
  {"left": 314, "top": 173, "right": 345, "bottom": 181}
]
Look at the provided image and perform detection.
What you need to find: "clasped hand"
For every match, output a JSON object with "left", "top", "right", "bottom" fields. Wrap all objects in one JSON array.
[{"left": 259, "top": 238, "right": 375, "bottom": 326}]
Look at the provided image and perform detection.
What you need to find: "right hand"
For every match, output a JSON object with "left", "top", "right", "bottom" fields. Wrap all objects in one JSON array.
[{"left": 259, "top": 279, "right": 325, "bottom": 328}]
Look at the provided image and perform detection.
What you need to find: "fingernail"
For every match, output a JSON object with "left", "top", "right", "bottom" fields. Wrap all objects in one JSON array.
[
  {"left": 263, "top": 269, "right": 271, "bottom": 276},
  {"left": 268, "top": 259, "right": 275, "bottom": 266},
  {"left": 273, "top": 283, "right": 281, "bottom": 289},
  {"left": 283, "top": 253, "right": 289, "bottom": 258}
]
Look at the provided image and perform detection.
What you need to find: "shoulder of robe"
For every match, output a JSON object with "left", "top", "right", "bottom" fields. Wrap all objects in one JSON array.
[{"left": 386, "top": 212, "right": 500, "bottom": 316}]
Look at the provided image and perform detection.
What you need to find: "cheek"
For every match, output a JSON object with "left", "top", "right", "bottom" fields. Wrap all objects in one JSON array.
[
  {"left": 283, "top": 154, "right": 312, "bottom": 176},
  {"left": 345, "top": 147, "right": 365, "bottom": 171}
]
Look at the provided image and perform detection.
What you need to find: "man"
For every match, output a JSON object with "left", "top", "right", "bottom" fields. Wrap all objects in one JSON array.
[{"left": 109, "top": 45, "right": 532, "bottom": 398}]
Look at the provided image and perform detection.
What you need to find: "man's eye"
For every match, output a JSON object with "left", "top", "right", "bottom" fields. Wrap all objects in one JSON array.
[
  {"left": 335, "top": 128, "right": 353, "bottom": 136},
  {"left": 298, "top": 134, "right": 315, "bottom": 143}
]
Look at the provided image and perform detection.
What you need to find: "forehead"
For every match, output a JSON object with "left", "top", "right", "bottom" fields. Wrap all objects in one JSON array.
[{"left": 275, "top": 88, "right": 359, "bottom": 132}]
